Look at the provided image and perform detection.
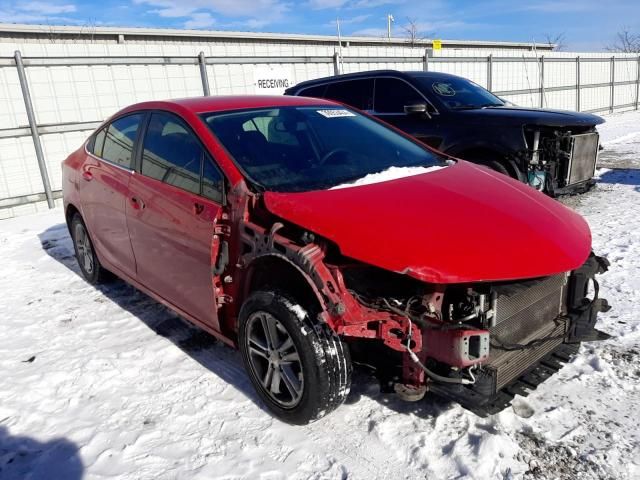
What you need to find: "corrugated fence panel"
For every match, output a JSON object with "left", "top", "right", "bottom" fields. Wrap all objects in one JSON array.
[
  {"left": 0, "top": 66, "right": 27, "bottom": 129},
  {"left": 581, "top": 86, "right": 611, "bottom": 112},
  {"left": 493, "top": 58, "right": 541, "bottom": 93},
  {"left": 0, "top": 136, "right": 39, "bottom": 198},
  {"left": 1, "top": 41, "right": 640, "bottom": 218},
  {"left": 544, "top": 89, "right": 577, "bottom": 111},
  {"left": 501, "top": 93, "right": 538, "bottom": 108},
  {"left": 431, "top": 60, "right": 488, "bottom": 88}
]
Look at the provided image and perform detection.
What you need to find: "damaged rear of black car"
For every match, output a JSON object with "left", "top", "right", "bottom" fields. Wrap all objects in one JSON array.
[{"left": 285, "top": 70, "right": 605, "bottom": 196}]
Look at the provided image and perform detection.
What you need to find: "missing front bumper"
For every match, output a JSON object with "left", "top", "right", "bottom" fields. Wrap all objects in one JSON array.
[{"left": 428, "top": 254, "right": 611, "bottom": 415}]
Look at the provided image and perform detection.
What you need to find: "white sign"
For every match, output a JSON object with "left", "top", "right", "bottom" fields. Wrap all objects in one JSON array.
[
  {"left": 316, "top": 109, "right": 356, "bottom": 118},
  {"left": 254, "top": 66, "right": 294, "bottom": 95}
]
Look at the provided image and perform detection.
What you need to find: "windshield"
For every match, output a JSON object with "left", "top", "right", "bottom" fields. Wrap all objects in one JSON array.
[
  {"left": 202, "top": 106, "right": 448, "bottom": 192},
  {"left": 415, "top": 76, "right": 504, "bottom": 110}
]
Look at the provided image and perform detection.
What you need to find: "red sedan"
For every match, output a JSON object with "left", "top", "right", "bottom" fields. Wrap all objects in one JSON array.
[{"left": 62, "top": 95, "right": 610, "bottom": 424}]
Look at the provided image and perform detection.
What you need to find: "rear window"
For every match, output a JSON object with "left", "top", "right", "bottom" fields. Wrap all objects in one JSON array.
[
  {"left": 100, "top": 114, "right": 144, "bottom": 169},
  {"left": 298, "top": 84, "right": 328, "bottom": 98},
  {"left": 323, "top": 79, "right": 374, "bottom": 110}
]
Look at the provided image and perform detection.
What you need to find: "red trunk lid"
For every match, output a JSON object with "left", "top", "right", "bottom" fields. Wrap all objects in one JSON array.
[{"left": 264, "top": 161, "right": 591, "bottom": 284}]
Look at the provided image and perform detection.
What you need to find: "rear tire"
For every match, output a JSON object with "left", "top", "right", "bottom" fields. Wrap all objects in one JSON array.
[
  {"left": 70, "top": 213, "right": 110, "bottom": 285},
  {"left": 238, "top": 290, "right": 352, "bottom": 424}
]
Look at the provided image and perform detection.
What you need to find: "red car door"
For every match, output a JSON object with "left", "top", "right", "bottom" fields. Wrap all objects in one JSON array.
[
  {"left": 126, "top": 112, "right": 226, "bottom": 332},
  {"left": 79, "top": 114, "right": 144, "bottom": 278}
]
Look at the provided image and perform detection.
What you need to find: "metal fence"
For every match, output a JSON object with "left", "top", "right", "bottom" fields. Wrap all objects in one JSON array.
[{"left": 1, "top": 49, "right": 639, "bottom": 216}]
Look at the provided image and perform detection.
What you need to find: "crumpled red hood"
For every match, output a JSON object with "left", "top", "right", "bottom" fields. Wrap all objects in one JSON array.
[{"left": 264, "top": 161, "right": 592, "bottom": 284}]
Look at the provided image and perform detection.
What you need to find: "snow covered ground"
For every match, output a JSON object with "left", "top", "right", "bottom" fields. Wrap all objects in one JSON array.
[
  {"left": 1, "top": 112, "right": 639, "bottom": 480},
  {"left": 598, "top": 110, "right": 640, "bottom": 169}
]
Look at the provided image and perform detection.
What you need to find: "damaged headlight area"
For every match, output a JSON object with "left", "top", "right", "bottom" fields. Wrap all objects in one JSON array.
[
  {"left": 341, "top": 254, "right": 611, "bottom": 416},
  {"left": 522, "top": 126, "right": 600, "bottom": 195}
]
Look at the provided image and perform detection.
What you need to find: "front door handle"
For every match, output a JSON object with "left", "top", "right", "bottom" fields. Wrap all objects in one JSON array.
[
  {"left": 130, "top": 196, "right": 145, "bottom": 210},
  {"left": 82, "top": 171, "right": 93, "bottom": 181}
]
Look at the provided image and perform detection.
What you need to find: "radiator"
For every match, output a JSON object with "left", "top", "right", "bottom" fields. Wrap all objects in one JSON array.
[
  {"left": 566, "top": 132, "right": 599, "bottom": 186},
  {"left": 487, "top": 274, "right": 569, "bottom": 391}
]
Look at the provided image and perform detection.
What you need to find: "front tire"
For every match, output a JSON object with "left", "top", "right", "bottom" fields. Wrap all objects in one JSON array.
[
  {"left": 239, "top": 290, "right": 352, "bottom": 424},
  {"left": 464, "top": 151, "right": 526, "bottom": 183},
  {"left": 70, "top": 213, "right": 109, "bottom": 285}
]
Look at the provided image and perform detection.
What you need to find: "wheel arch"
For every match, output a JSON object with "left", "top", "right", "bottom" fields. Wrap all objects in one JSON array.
[
  {"left": 453, "top": 145, "right": 525, "bottom": 182},
  {"left": 241, "top": 254, "right": 324, "bottom": 316},
  {"left": 65, "top": 202, "right": 81, "bottom": 230}
]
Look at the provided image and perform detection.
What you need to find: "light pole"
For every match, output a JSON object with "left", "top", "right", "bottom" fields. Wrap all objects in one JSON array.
[{"left": 387, "top": 14, "right": 394, "bottom": 40}]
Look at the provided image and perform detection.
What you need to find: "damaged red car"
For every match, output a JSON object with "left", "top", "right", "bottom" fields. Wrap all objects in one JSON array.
[{"left": 62, "top": 95, "right": 611, "bottom": 424}]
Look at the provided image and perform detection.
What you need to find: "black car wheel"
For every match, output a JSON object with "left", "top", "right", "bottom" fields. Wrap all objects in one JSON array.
[
  {"left": 465, "top": 151, "right": 525, "bottom": 183},
  {"left": 70, "top": 213, "right": 110, "bottom": 285},
  {"left": 239, "top": 290, "right": 352, "bottom": 424}
]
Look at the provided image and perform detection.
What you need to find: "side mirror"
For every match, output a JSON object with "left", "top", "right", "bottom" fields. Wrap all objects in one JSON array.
[{"left": 404, "top": 103, "right": 431, "bottom": 119}]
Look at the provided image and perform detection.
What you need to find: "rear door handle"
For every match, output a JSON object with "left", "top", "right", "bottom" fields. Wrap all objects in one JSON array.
[
  {"left": 193, "top": 202, "right": 205, "bottom": 215},
  {"left": 130, "top": 196, "right": 145, "bottom": 210},
  {"left": 82, "top": 171, "right": 93, "bottom": 181}
]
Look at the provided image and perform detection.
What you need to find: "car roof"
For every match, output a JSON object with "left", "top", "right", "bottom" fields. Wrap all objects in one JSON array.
[
  {"left": 286, "top": 70, "right": 462, "bottom": 92},
  {"left": 124, "top": 95, "right": 340, "bottom": 114}
]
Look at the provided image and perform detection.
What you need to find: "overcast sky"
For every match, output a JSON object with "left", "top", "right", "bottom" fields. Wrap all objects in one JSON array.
[{"left": 0, "top": 0, "right": 638, "bottom": 51}]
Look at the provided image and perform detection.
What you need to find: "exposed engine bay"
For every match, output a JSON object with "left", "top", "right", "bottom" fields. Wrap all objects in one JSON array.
[
  {"left": 341, "top": 254, "right": 611, "bottom": 415},
  {"left": 522, "top": 126, "right": 600, "bottom": 195}
]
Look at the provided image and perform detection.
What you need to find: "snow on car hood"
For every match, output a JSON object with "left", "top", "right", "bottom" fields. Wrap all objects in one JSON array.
[
  {"left": 264, "top": 160, "right": 592, "bottom": 284},
  {"left": 330, "top": 165, "right": 447, "bottom": 190}
]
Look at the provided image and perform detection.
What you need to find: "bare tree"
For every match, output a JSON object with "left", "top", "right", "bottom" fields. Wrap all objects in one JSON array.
[
  {"left": 606, "top": 28, "right": 640, "bottom": 53},
  {"left": 401, "top": 18, "right": 426, "bottom": 47},
  {"left": 45, "top": 21, "right": 61, "bottom": 44},
  {"left": 544, "top": 33, "right": 567, "bottom": 51}
]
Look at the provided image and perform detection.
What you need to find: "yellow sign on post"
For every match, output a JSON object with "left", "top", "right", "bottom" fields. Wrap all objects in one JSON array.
[{"left": 433, "top": 39, "right": 442, "bottom": 50}]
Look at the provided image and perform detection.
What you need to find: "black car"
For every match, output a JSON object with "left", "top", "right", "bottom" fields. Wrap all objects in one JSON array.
[{"left": 285, "top": 70, "right": 605, "bottom": 196}]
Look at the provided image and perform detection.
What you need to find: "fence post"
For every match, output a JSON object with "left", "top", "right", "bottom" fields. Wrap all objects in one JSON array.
[
  {"left": 14, "top": 50, "right": 54, "bottom": 209},
  {"left": 576, "top": 56, "right": 581, "bottom": 112},
  {"left": 636, "top": 55, "right": 640, "bottom": 110},
  {"left": 539, "top": 55, "right": 545, "bottom": 108},
  {"left": 423, "top": 48, "right": 429, "bottom": 71},
  {"left": 610, "top": 56, "right": 615, "bottom": 113},
  {"left": 198, "top": 51, "right": 210, "bottom": 96},
  {"left": 487, "top": 54, "right": 493, "bottom": 91},
  {"left": 333, "top": 52, "right": 341, "bottom": 76}
]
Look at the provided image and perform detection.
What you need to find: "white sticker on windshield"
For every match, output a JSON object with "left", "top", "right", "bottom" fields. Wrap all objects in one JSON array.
[{"left": 316, "top": 109, "right": 356, "bottom": 118}]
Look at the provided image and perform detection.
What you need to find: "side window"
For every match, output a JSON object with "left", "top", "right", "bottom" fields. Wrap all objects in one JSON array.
[
  {"left": 101, "top": 114, "right": 143, "bottom": 168},
  {"left": 202, "top": 154, "right": 224, "bottom": 204},
  {"left": 298, "top": 84, "right": 328, "bottom": 98},
  {"left": 90, "top": 128, "right": 106, "bottom": 157},
  {"left": 324, "top": 79, "right": 374, "bottom": 110},
  {"left": 242, "top": 117, "right": 271, "bottom": 138},
  {"left": 141, "top": 112, "right": 203, "bottom": 195},
  {"left": 374, "top": 78, "right": 426, "bottom": 114}
]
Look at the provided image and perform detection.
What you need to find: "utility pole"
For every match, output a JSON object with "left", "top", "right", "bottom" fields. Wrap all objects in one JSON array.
[{"left": 336, "top": 17, "right": 343, "bottom": 75}]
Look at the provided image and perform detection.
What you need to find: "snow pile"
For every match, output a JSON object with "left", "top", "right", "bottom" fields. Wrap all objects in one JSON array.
[
  {"left": 330, "top": 165, "right": 447, "bottom": 189},
  {"left": 0, "top": 112, "right": 639, "bottom": 479},
  {"left": 598, "top": 110, "right": 640, "bottom": 145},
  {"left": 598, "top": 110, "right": 640, "bottom": 169}
]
